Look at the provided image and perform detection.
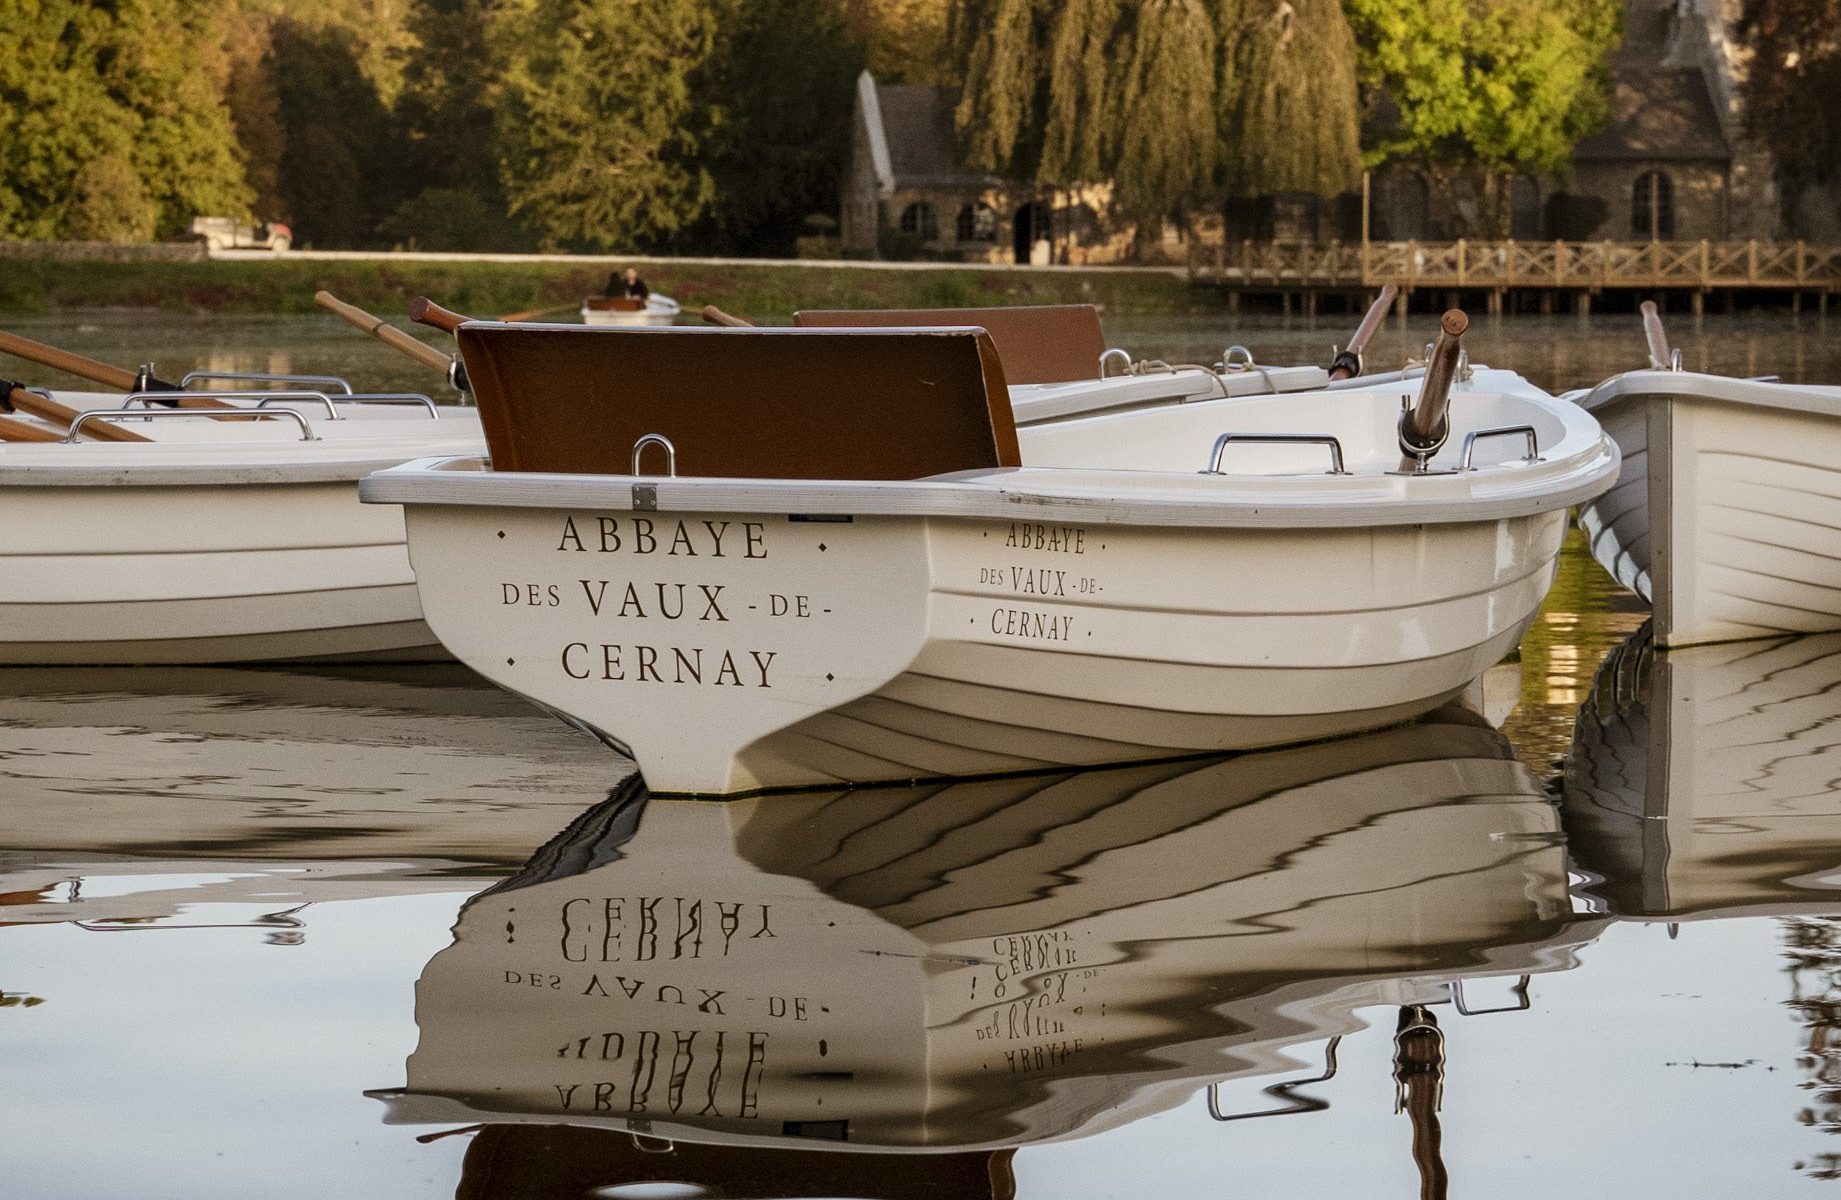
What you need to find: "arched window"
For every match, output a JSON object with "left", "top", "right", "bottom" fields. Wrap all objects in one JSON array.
[
  {"left": 898, "top": 201, "right": 938, "bottom": 241},
  {"left": 1632, "top": 171, "right": 1674, "bottom": 240},
  {"left": 955, "top": 202, "right": 997, "bottom": 242}
]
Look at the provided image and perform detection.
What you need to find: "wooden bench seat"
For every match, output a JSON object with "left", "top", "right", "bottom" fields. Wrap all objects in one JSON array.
[
  {"left": 793, "top": 305, "right": 1106, "bottom": 385},
  {"left": 455, "top": 323, "right": 1021, "bottom": 479}
]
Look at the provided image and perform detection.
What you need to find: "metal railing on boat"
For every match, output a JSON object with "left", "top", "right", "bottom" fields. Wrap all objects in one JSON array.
[
  {"left": 180, "top": 370, "right": 356, "bottom": 395},
  {"left": 66, "top": 406, "right": 317, "bottom": 441}
]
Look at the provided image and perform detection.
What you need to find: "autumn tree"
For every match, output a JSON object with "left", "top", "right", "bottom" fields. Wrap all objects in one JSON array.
[
  {"left": 1110, "top": 0, "right": 1218, "bottom": 233},
  {"left": 1216, "top": 0, "right": 1362, "bottom": 200},
  {"left": 488, "top": 0, "right": 717, "bottom": 249},
  {"left": 1345, "top": 0, "right": 1620, "bottom": 235}
]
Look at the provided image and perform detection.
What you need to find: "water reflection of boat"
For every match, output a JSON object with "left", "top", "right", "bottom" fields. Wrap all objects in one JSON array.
[
  {"left": 1564, "top": 624, "right": 1841, "bottom": 919},
  {"left": 0, "top": 664, "right": 622, "bottom": 927},
  {"left": 373, "top": 708, "right": 1584, "bottom": 1162},
  {"left": 1575, "top": 370, "right": 1841, "bottom": 647}
]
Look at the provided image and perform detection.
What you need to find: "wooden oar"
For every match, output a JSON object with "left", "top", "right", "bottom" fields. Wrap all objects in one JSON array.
[
  {"left": 497, "top": 302, "right": 576, "bottom": 322},
  {"left": 0, "top": 380, "right": 148, "bottom": 443},
  {"left": 1398, "top": 309, "right": 1468, "bottom": 471},
  {"left": 1640, "top": 299, "right": 1672, "bottom": 369},
  {"left": 701, "top": 305, "right": 755, "bottom": 328},
  {"left": 314, "top": 290, "right": 454, "bottom": 374},
  {"left": 408, "top": 297, "right": 471, "bottom": 335},
  {"left": 0, "top": 330, "right": 234, "bottom": 417},
  {"left": 1328, "top": 284, "right": 1399, "bottom": 380},
  {"left": 0, "top": 406, "right": 64, "bottom": 442}
]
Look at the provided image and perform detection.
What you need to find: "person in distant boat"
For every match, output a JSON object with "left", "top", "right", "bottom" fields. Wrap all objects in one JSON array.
[{"left": 602, "top": 268, "right": 650, "bottom": 302}]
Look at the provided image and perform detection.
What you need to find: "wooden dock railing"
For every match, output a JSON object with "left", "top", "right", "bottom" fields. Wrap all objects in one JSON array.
[{"left": 1190, "top": 239, "right": 1841, "bottom": 292}]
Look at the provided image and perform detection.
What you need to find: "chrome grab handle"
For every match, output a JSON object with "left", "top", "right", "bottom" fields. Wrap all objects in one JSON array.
[
  {"left": 181, "top": 370, "right": 354, "bottom": 394},
  {"left": 67, "top": 407, "right": 317, "bottom": 442},
  {"left": 126, "top": 389, "right": 343, "bottom": 420},
  {"left": 1203, "top": 432, "right": 1348, "bottom": 476},
  {"left": 1450, "top": 975, "right": 1531, "bottom": 1015},
  {"left": 1098, "top": 347, "right": 1133, "bottom": 378},
  {"left": 1221, "top": 344, "right": 1256, "bottom": 370},
  {"left": 343, "top": 393, "right": 440, "bottom": 418},
  {"left": 632, "top": 433, "right": 677, "bottom": 476},
  {"left": 1206, "top": 1036, "right": 1342, "bottom": 1122},
  {"left": 1458, "top": 425, "right": 1539, "bottom": 470}
]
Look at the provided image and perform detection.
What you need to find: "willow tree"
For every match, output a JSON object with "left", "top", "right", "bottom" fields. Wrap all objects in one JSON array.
[
  {"left": 489, "top": 0, "right": 717, "bottom": 249},
  {"left": 1736, "top": 0, "right": 1841, "bottom": 224},
  {"left": 952, "top": 0, "right": 1043, "bottom": 175},
  {"left": 1036, "top": 0, "right": 1120, "bottom": 186},
  {"left": 1110, "top": 0, "right": 1218, "bottom": 234},
  {"left": 1346, "top": 0, "right": 1620, "bottom": 235},
  {"left": 1215, "top": 0, "right": 1361, "bottom": 199}
]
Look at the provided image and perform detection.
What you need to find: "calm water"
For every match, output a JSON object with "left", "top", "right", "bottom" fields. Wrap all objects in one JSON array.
[{"left": 3, "top": 310, "right": 1841, "bottom": 1197}]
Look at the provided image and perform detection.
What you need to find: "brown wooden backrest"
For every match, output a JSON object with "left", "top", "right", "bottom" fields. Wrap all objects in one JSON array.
[
  {"left": 584, "top": 297, "right": 645, "bottom": 312},
  {"left": 793, "top": 304, "right": 1105, "bottom": 385},
  {"left": 455, "top": 323, "right": 1021, "bottom": 479}
]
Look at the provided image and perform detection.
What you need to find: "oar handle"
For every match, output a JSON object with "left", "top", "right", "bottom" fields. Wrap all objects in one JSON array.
[
  {"left": 315, "top": 290, "right": 454, "bottom": 373},
  {"left": 3, "top": 385, "right": 149, "bottom": 443},
  {"left": 701, "top": 305, "right": 755, "bottom": 328},
  {"left": 1329, "top": 285, "right": 1399, "bottom": 380},
  {"left": 409, "top": 297, "right": 471, "bottom": 334},
  {"left": 1399, "top": 309, "right": 1468, "bottom": 462},
  {"left": 1640, "top": 300, "right": 1672, "bottom": 368},
  {"left": 0, "top": 329, "right": 139, "bottom": 391}
]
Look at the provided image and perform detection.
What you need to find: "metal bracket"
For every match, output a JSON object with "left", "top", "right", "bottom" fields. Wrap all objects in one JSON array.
[{"left": 1207, "top": 1036, "right": 1342, "bottom": 1122}]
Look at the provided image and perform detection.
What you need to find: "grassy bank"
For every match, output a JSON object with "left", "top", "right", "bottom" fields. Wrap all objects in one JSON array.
[{"left": 0, "top": 255, "right": 1223, "bottom": 321}]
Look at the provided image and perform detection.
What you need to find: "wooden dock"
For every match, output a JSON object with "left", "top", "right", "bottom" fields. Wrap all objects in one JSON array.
[{"left": 1189, "top": 239, "right": 1841, "bottom": 313}]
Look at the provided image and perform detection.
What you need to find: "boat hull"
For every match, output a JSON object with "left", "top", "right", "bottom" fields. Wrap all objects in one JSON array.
[
  {"left": 581, "top": 296, "right": 680, "bottom": 326},
  {"left": 1578, "top": 373, "right": 1841, "bottom": 646},
  {"left": 402, "top": 502, "right": 1569, "bottom": 794}
]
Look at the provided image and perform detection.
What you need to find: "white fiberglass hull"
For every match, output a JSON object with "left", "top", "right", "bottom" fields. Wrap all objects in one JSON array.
[
  {"left": 581, "top": 295, "right": 680, "bottom": 326},
  {"left": 0, "top": 394, "right": 485, "bottom": 663},
  {"left": 364, "top": 382, "right": 1616, "bottom": 794},
  {"left": 1577, "top": 371, "right": 1841, "bottom": 647}
]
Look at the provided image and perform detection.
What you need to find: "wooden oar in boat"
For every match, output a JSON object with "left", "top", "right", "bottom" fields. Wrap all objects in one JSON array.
[
  {"left": 497, "top": 302, "right": 576, "bottom": 322},
  {"left": 314, "top": 290, "right": 455, "bottom": 374},
  {"left": 1640, "top": 300, "right": 1673, "bottom": 369},
  {"left": 0, "top": 376, "right": 148, "bottom": 443},
  {"left": 1397, "top": 309, "right": 1468, "bottom": 472},
  {"left": 701, "top": 305, "right": 755, "bottom": 328},
  {"left": 1328, "top": 285, "right": 1399, "bottom": 380},
  {"left": 408, "top": 297, "right": 470, "bottom": 335},
  {"left": 0, "top": 328, "right": 245, "bottom": 433}
]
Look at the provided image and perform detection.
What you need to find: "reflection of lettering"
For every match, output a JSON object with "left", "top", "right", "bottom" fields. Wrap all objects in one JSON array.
[
  {"left": 562, "top": 898, "right": 775, "bottom": 962},
  {"left": 1004, "top": 522, "right": 1086, "bottom": 554},
  {"left": 1003, "top": 1039, "right": 1083, "bottom": 1074},
  {"left": 554, "top": 1029, "right": 769, "bottom": 1118},
  {"left": 989, "top": 609, "right": 1075, "bottom": 641},
  {"left": 556, "top": 516, "right": 767, "bottom": 560}
]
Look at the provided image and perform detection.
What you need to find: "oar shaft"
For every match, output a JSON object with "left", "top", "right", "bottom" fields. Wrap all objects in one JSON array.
[
  {"left": 315, "top": 290, "right": 454, "bottom": 373},
  {"left": 409, "top": 297, "right": 470, "bottom": 334},
  {"left": 0, "top": 405, "right": 62, "bottom": 442},
  {"left": 0, "top": 330, "right": 138, "bottom": 391},
  {"left": 1640, "top": 300, "right": 1672, "bottom": 368},
  {"left": 1399, "top": 309, "right": 1468, "bottom": 465},
  {"left": 1328, "top": 286, "right": 1399, "bottom": 381},
  {"left": 5, "top": 386, "right": 149, "bottom": 443},
  {"left": 701, "top": 305, "right": 755, "bottom": 328}
]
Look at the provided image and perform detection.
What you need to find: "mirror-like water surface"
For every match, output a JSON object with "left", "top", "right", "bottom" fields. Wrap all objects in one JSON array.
[{"left": 3, "top": 310, "right": 1840, "bottom": 1196}]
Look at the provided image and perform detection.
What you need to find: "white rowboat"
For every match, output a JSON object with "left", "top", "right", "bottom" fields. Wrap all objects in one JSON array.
[
  {"left": 1576, "top": 370, "right": 1841, "bottom": 647},
  {"left": 363, "top": 322, "right": 1617, "bottom": 795},
  {"left": 0, "top": 388, "right": 484, "bottom": 663},
  {"left": 582, "top": 294, "right": 681, "bottom": 326}
]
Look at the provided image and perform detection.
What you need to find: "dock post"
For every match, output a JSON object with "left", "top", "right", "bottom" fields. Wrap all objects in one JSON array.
[
  {"left": 1691, "top": 290, "right": 1704, "bottom": 317},
  {"left": 1539, "top": 291, "right": 1553, "bottom": 315},
  {"left": 1578, "top": 290, "right": 1591, "bottom": 317}
]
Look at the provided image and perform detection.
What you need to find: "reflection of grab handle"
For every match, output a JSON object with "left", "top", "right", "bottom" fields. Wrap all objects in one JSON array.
[
  {"left": 1451, "top": 975, "right": 1531, "bottom": 1015},
  {"left": 1206, "top": 1036, "right": 1342, "bottom": 1122}
]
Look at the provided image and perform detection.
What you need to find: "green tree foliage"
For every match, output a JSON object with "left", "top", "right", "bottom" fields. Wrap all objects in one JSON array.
[
  {"left": 64, "top": 155, "right": 157, "bottom": 242},
  {"left": 1037, "top": 0, "right": 1119, "bottom": 185},
  {"left": 684, "top": 0, "right": 865, "bottom": 255},
  {"left": 1216, "top": 0, "right": 1361, "bottom": 199},
  {"left": 489, "top": 0, "right": 717, "bottom": 249},
  {"left": 1346, "top": 0, "right": 1619, "bottom": 231},
  {"left": 1736, "top": 0, "right": 1841, "bottom": 194},
  {"left": 0, "top": 0, "right": 251, "bottom": 240},
  {"left": 1110, "top": 0, "right": 1218, "bottom": 230},
  {"left": 953, "top": 0, "right": 1044, "bottom": 175}
]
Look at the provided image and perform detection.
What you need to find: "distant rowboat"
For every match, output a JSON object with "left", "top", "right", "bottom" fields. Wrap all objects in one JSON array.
[{"left": 581, "top": 294, "right": 681, "bottom": 326}]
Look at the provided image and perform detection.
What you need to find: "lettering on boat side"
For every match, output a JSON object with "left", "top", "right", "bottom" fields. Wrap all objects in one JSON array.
[
  {"left": 492, "top": 513, "right": 840, "bottom": 691},
  {"left": 1003, "top": 521, "right": 1087, "bottom": 554},
  {"left": 990, "top": 608, "right": 1075, "bottom": 641}
]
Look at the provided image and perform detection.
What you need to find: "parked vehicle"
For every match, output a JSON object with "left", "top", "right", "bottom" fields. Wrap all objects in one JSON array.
[{"left": 190, "top": 216, "right": 293, "bottom": 252}]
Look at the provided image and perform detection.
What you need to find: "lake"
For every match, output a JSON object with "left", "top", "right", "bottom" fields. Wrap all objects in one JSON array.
[{"left": 2, "top": 308, "right": 1839, "bottom": 1197}]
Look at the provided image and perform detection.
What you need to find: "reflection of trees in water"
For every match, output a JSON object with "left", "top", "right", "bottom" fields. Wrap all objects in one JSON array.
[{"left": 1783, "top": 917, "right": 1841, "bottom": 1173}]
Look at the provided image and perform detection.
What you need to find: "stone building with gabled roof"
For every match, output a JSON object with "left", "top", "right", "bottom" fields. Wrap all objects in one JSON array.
[{"left": 841, "top": 71, "right": 1133, "bottom": 264}]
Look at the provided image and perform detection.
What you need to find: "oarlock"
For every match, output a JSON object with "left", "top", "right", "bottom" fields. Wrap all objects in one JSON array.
[{"left": 1397, "top": 309, "right": 1468, "bottom": 473}]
